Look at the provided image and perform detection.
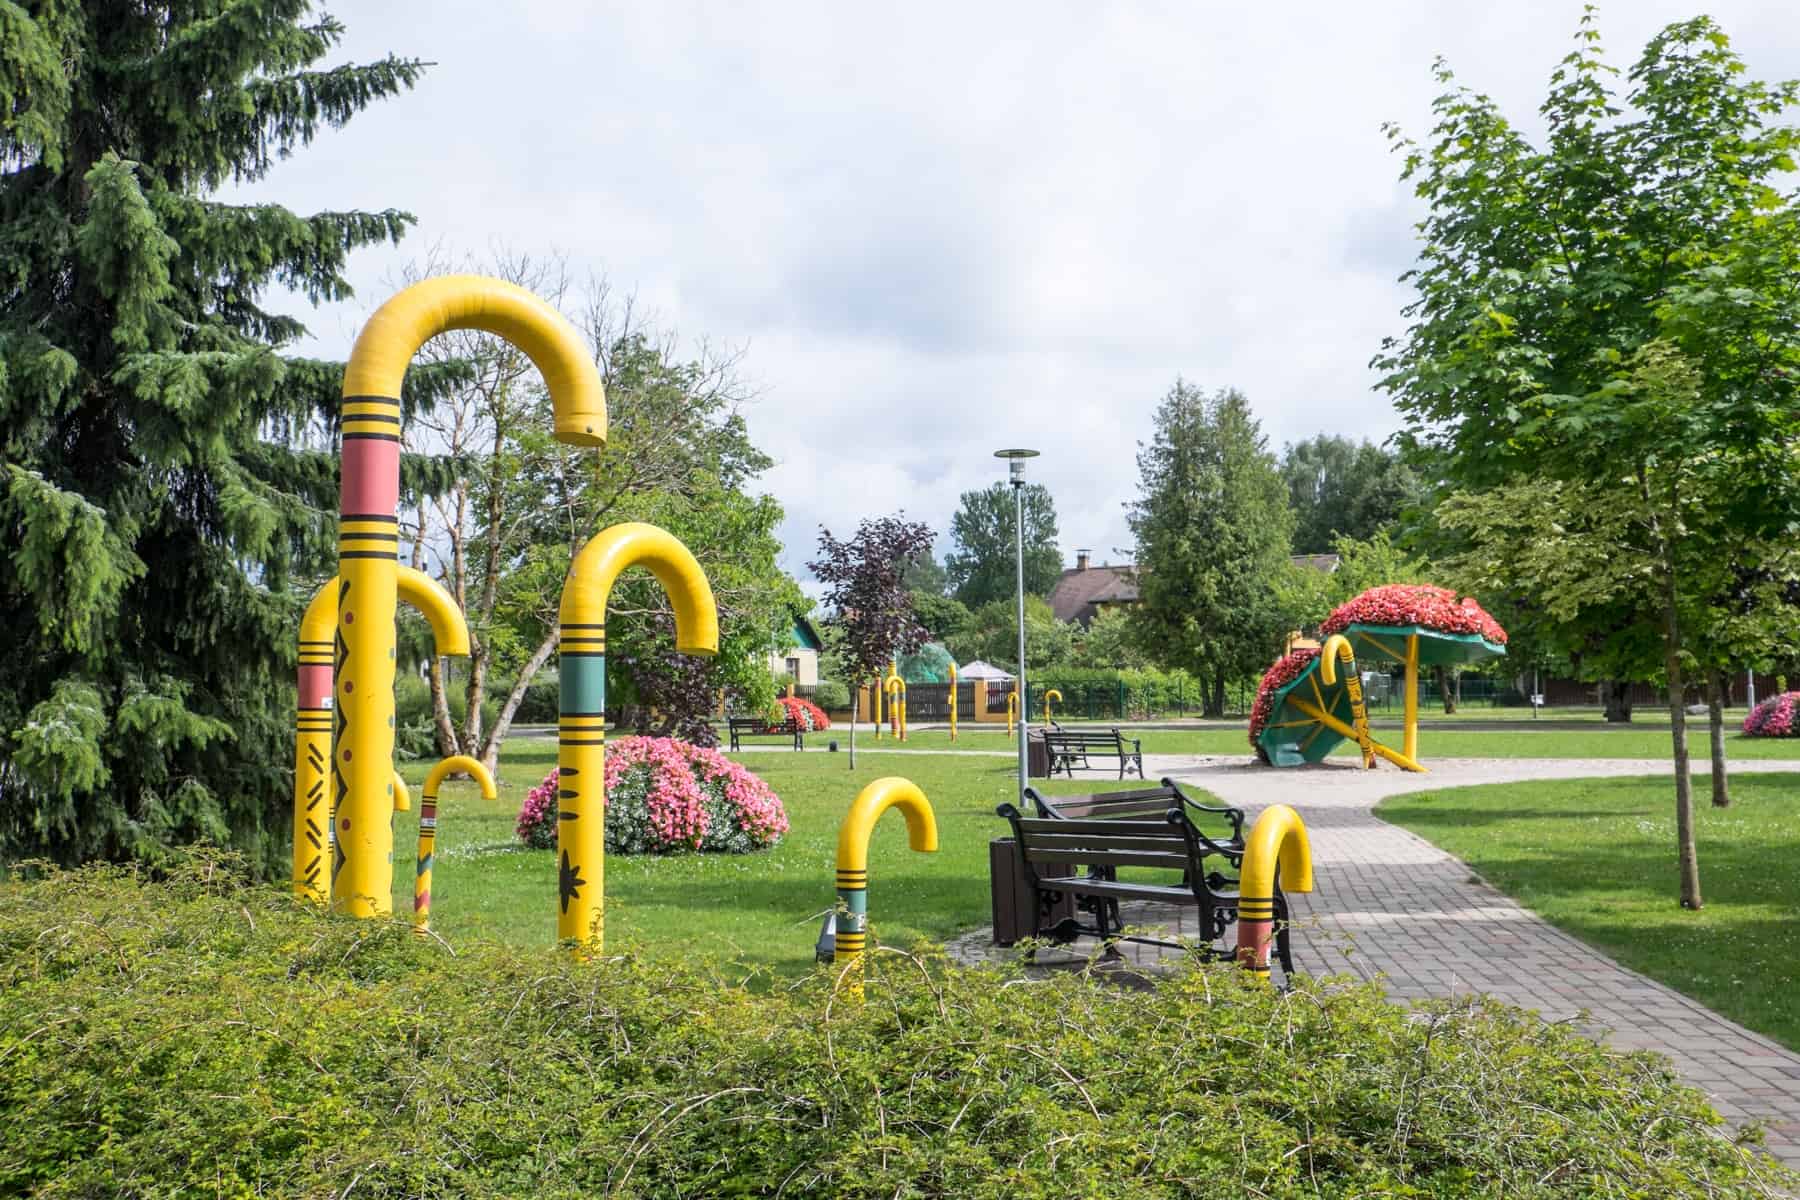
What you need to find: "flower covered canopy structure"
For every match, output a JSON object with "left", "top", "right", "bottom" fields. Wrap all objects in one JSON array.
[
  {"left": 1250, "top": 637, "right": 1391, "bottom": 769},
  {"left": 1318, "top": 585, "right": 1507, "bottom": 769}
]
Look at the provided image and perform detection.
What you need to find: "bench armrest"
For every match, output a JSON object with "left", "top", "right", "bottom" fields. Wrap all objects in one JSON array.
[{"left": 1161, "top": 776, "right": 1246, "bottom": 842}]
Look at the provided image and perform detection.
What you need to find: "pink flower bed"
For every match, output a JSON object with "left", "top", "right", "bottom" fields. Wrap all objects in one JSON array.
[
  {"left": 516, "top": 735, "right": 788, "bottom": 855},
  {"left": 1320, "top": 583, "right": 1507, "bottom": 645},
  {"left": 773, "top": 695, "right": 830, "bottom": 732},
  {"left": 1248, "top": 648, "right": 1322, "bottom": 752},
  {"left": 1743, "top": 692, "right": 1800, "bottom": 738}
]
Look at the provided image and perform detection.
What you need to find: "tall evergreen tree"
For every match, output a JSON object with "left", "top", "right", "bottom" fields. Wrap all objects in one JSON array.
[
  {"left": 1127, "top": 382, "right": 1293, "bottom": 716},
  {"left": 0, "top": 5, "right": 437, "bottom": 873}
]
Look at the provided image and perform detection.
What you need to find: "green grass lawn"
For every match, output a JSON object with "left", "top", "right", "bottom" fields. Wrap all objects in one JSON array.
[
  {"left": 1380, "top": 773, "right": 1800, "bottom": 1049},
  {"left": 392, "top": 739, "right": 1237, "bottom": 981},
  {"left": 828, "top": 722, "right": 1800, "bottom": 759}
]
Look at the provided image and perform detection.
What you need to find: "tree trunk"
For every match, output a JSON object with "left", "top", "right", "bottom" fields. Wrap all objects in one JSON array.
[
  {"left": 1706, "top": 669, "right": 1730, "bottom": 809},
  {"left": 1655, "top": 555, "right": 1702, "bottom": 910},
  {"left": 478, "top": 628, "right": 559, "bottom": 775},
  {"left": 1602, "top": 680, "right": 1633, "bottom": 723},
  {"left": 428, "top": 655, "right": 459, "bottom": 756},
  {"left": 849, "top": 699, "right": 857, "bottom": 770},
  {"left": 1206, "top": 668, "right": 1226, "bottom": 719},
  {"left": 1435, "top": 665, "right": 1457, "bottom": 715}
]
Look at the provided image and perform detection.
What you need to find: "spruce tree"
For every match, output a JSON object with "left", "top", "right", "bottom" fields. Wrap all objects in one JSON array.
[{"left": 0, "top": 4, "right": 443, "bottom": 874}]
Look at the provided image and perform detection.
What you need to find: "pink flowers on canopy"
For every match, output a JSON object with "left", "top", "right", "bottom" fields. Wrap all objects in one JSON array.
[
  {"left": 1320, "top": 584, "right": 1508, "bottom": 645},
  {"left": 773, "top": 695, "right": 830, "bottom": 732},
  {"left": 517, "top": 736, "right": 788, "bottom": 854},
  {"left": 1248, "top": 648, "right": 1322, "bottom": 748},
  {"left": 1743, "top": 692, "right": 1800, "bottom": 738}
]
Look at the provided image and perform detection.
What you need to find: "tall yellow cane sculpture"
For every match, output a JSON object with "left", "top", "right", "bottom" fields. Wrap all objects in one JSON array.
[
  {"left": 1042, "top": 688, "right": 1062, "bottom": 726},
  {"left": 1006, "top": 688, "right": 1019, "bottom": 736},
  {"left": 293, "top": 567, "right": 471, "bottom": 902},
  {"left": 414, "top": 754, "right": 498, "bottom": 932},
  {"left": 332, "top": 276, "right": 604, "bottom": 917},
  {"left": 557, "top": 523, "right": 717, "bottom": 950},
  {"left": 1234, "top": 804, "right": 1314, "bottom": 982},
  {"left": 834, "top": 777, "right": 938, "bottom": 1002}
]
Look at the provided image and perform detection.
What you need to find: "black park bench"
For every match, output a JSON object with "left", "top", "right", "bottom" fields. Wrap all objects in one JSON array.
[
  {"left": 996, "top": 781, "right": 1294, "bottom": 973},
  {"left": 1041, "top": 726, "right": 1144, "bottom": 779},
  {"left": 726, "top": 716, "right": 804, "bottom": 752}
]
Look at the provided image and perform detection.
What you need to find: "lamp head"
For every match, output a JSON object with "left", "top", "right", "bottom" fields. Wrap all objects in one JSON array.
[{"left": 993, "top": 447, "right": 1039, "bottom": 486}]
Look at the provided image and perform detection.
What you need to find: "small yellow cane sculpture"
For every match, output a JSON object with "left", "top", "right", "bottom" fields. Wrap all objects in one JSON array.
[
  {"left": 947, "top": 660, "right": 959, "bottom": 742},
  {"left": 1235, "top": 805, "right": 1314, "bottom": 982},
  {"left": 883, "top": 666, "right": 907, "bottom": 742},
  {"left": 834, "top": 777, "right": 938, "bottom": 1002},
  {"left": 414, "top": 754, "right": 498, "bottom": 933},
  {"left": 1042, "top": 688, "right": 1063, "bottom": 726},
  {"left": 1006, "top": 688, "right": 1019, "bottom": 736}
]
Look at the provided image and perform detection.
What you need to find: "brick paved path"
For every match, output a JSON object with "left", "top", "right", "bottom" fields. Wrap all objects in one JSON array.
[{"left": 949, "top": 754, "right": 1800, "bottom": 1163}]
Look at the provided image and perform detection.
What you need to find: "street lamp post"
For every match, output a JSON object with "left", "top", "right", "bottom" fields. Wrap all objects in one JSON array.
[{"left": 994, "top": 448, "right": 1039, "bottom": 806}]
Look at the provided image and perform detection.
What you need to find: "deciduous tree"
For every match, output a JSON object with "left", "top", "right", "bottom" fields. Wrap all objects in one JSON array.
[
  {"left": 946, "top": 483, "right": 1061, "bottom": 608},
  {"left": 1378, "top": 15, "right": 1800, "bottom": 907},
  {"left": 809, "top": 516, "right": 934, "bottom": 767},
  {"left": 1280, "top": 435, "right": 1422, "bottom": 554}
]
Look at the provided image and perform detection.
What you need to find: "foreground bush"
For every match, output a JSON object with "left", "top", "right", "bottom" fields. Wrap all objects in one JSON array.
[
  {"left": 1743, "top": 692, "right": 1800, "bottom": 737},
  {"left": 0, "top": 858, "right": 1787, "bottom": 1198}
]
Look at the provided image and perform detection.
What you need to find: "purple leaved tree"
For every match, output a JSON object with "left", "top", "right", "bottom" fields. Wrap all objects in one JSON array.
[{"left": 809, "top": 515, "right": 934, "bottom": 768}]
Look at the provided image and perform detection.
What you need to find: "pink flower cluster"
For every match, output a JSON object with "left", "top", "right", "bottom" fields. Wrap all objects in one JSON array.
[
  {"left": 1742, "top": 692, "right": 1800, "bottom": 738},
  {"left": 1320, "top": 584, "right": 1508, "bottom": 645},
  {"left": 1248, "top": 648, "right": 1322, "bottom": 748},
  {"left": 516, "top": 771, "right": 560, "bottom": 849},
  {"left": 517, "top": 735, "right": 788, "bottom": 855},
  {"left": 772, "top": 695, "right": 830, "bottom": 732}
]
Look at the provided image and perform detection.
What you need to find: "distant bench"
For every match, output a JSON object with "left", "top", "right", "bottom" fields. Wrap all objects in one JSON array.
[
  {"left": 726, "top": 716, "right": 804, "bottom": 752},
  {"left": 1042, "top": 726, "right": 1144, "bottom": 779}
]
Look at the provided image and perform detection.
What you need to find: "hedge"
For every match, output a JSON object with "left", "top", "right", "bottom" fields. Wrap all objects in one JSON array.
[{"left": 1, "top": 856, "right": 1787, "bottom": 1198}]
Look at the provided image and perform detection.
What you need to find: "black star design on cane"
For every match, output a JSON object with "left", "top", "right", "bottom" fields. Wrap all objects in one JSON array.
[{"left": 558, "top": 850, "right": 586, "bottom": 914}]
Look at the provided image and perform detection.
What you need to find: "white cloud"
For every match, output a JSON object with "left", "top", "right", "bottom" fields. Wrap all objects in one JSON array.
[{"left": 236, "top": 1, "right": 1800, "bottom": 581}]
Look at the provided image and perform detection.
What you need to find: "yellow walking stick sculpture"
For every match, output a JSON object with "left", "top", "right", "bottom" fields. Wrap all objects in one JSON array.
[
  {"left": 833, "top": 777, "right": 938, "bottom": 1001},
  {"left": 883, "top": 666, "right": 907, "bottom": 741},
  {"left": 947, "top": 660, "right": 959, "bottom": 742},
  {"left": 414, "top": 755, "right": 498, "bottom": 932},
  {"left": 1234, "top": 804, "right": 1314, "bottom": 982},
  {"left": 332, "top": 275, "right": 604, "bottom": 918},
  {"left": 1042, "top": 688, "right": 1062, "bottom": 726},
  {"left": 557, "top": 523, "right": 717, "bottom": 950},
  {"left": 293, "top": 567, "right": 472, "bottom": 902}
]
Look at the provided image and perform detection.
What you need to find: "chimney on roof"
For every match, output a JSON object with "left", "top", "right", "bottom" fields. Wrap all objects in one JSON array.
[{"left": 1075, "top": 549, "right": 1091, "bottom": 571}]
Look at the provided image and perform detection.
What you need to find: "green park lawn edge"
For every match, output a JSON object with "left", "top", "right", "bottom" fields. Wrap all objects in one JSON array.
[
  {"left": 824, "top": 723, "right": 1800, "bottom": 759},
  {"left": 1379, "top": 772, "right": 1800, "bottom": 1051}
]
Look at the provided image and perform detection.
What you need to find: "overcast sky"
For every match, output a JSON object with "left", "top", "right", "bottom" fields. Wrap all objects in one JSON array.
[{"left": 242, "top": 2, "right": 1800, "bottom": 590}]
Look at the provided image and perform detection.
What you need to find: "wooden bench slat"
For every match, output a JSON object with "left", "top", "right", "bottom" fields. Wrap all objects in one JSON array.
[
  {"left": 1011, "top": 816, "right": 1175, "bottom": 836},
  {"left": 1045, "top": 878, "right": 1200, "bottom": 903},
  {"left": 1022, "top": 847, "right": 1192, "bottom": 871},
  {"left": 1022, "top": 832, "right": 1194, "bottom": 854}
]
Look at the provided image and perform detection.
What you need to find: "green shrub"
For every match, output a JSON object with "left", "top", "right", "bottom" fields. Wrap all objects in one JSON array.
[
  {"left": 1032, "top": 666, "right": 1203, "bottom": 719},
  {"left": 1, "top": 856, "right": 1787, "bottom": 1198},
  {"left": 810, "top": 678, "right": 851, "bottom": 712}
]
